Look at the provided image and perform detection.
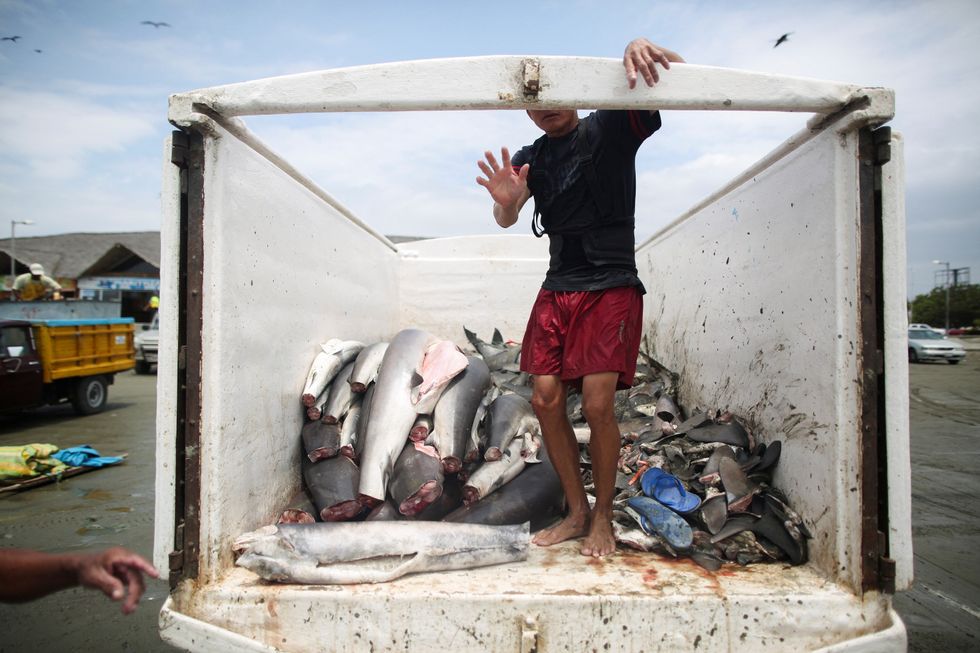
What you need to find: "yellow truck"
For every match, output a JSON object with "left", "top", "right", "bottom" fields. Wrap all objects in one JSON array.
[{"left": 0, "top": 318, "right": 135, "bottom": 415}]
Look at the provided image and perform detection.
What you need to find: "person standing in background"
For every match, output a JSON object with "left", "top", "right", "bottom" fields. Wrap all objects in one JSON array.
[{"left": 13, "top": 263, "right": 62, "bottom": 300}]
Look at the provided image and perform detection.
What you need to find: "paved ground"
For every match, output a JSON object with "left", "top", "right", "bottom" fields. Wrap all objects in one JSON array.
[
  {"left": 0, "top": 371, "right": 170, "bottom": 653},
  {"left": 0, "top": 348, "right": 978, "bottom": 651},
  {"left": 893, "top": 340, "right": 980, "bottom": 651}
]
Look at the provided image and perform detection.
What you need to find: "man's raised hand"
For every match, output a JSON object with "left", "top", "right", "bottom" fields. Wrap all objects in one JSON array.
[{"left": 477, "top": 147, "right": 529, "bottom": 209}]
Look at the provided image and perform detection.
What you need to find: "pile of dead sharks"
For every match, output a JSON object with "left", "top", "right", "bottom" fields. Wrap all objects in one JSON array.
[{"left": 232, "top": 327, "right": 809, "bottom": 584}]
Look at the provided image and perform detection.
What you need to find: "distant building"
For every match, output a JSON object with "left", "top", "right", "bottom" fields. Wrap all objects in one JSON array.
[{"left": 1, "top": 231, "right": 160, "bottom": 322}]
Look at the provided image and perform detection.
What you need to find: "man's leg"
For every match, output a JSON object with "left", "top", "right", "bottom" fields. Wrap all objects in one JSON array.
[
  {"left": 529, "top": 374, "right": 590, "bottom": 546},
  {"left": 579, "top": 371, "right": 621, "bottom": 557}
]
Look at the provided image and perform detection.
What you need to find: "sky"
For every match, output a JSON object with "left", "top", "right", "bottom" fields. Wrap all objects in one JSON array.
[{"left": 1, "top": 0, "right": 978, "bottom": 299}]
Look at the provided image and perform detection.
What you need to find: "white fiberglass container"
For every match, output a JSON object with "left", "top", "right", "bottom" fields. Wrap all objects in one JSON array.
[{"left": 155, "top": 56, "right": 910, "bottom": 652}]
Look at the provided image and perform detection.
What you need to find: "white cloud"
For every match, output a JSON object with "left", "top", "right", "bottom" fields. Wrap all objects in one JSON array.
[{"left": 0, "top": 86, "right": 157, "bottom": 180}]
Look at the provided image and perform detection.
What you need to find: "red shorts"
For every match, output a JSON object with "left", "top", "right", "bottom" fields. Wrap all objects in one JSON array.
[{"left": 519, "top": 286, "right": 644, "bottom": 390}]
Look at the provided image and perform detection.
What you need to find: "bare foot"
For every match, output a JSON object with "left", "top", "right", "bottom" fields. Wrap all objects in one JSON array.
[
  {"left": 532, "top": 514, "right": 589, "bottom": 547},
  {"left": 580, "top": 517, "right": 617, "bottom": 558}
]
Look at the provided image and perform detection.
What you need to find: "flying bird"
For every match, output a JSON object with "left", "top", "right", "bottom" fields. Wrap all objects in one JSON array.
[
  {"left": 1, "top": 35, "right": 22, "bottom": 42},
  {"left": 34, "top": 49, "right": 42, "bottom": 53},
  {"left": 773, "top": 32, "right": 793, "bottom": 48},
  {"left": 141, "top": 21, "right": 171, "bottom": 28}
]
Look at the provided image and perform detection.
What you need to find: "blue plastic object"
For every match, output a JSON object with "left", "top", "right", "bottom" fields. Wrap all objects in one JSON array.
[
  {"left": 640, "top": 467, "right": 701, "bottom": 514},
  {"left": 52, "top": 445, "right": 123, "bottom": 468},
  {"left": 626, "top": 496, "right": 694, "bottom": 550}
]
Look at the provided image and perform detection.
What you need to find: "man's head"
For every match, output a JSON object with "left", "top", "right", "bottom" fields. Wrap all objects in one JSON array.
[
  {"left": 526, "top": 109, "right": 579, "bottom": 138},
  {"left": 29, "top": 263, "right": 44, "bottom": 278}
]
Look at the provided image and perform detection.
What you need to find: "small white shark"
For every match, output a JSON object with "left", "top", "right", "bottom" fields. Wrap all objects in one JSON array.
[{"left": 234, "top": 521, "right": 529, "bottom": 584}]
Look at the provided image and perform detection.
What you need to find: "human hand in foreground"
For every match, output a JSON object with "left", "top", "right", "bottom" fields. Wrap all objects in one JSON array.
[
  {"left": 623, "top": 38, "right": 685, "bottom": 89},
  {"left": 76, "top": 547, "right": 160, "bottom": 614},
  {"left": 0, "top": 546, "right": 160, "bottom": 614}
]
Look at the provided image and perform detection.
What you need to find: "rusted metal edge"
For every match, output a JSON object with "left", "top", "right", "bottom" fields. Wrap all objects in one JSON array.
[
  {"left": 522, "top": 58, "right": 540, "bottom": 100},
  {"left": 857, "top": 126, "right": 891, "bottom": 593},
  {"left": 169, "top": 129, "right": 204, "bottom": 589}
]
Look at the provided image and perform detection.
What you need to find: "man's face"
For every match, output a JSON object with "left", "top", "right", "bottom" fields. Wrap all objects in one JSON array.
[{"left": 526, "top": 109, "right": 578, "bottom": 137}]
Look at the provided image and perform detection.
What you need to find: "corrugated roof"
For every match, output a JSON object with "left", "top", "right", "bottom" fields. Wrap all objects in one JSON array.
[{"left": 0, "top": 232, "right": 160, "bottom": 278}]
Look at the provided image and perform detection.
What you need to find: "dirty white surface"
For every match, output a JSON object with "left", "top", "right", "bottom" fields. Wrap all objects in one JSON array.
[
  {"left": 153, "top": 132, "right": 181, "bottom": 575},
  {"left": 168, "top": 57, "right": 869, "bottom": 119},
  {"left": 162, "top": 541, "right": 901, "bottom": 653},
  {"left": 637, "top": 112, "right": 910, "bottom": 593},
  {"left": 637, "top": 120, "right": 861, "bottom": 587},
  {"left": 397, "top": 234, "right": 548, "bottom": 346},
  {"left": 879, "top": 133, "right": 913, "bottom": 591}
]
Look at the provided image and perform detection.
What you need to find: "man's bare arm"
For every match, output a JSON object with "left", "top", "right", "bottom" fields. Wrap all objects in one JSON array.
[
  {"left": 0, "top": 547, "right": 159, "bottom": 614},
  {"left": 493, "top": 186, "right": 531, "bottom": 228}
]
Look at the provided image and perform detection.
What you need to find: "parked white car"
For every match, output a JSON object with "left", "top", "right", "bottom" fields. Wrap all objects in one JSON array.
[
  {"left": 909, "top": 322, "right": 946, "bottom": 334},
  {"left": 908, "top": 328, "right": 965, "bottom": 364},
  {"left": 134, "top": 312, "right": 159, "bottom": 374}
]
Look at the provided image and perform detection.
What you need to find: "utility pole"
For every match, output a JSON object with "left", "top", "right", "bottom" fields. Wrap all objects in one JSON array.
[
  {"left": 932, "top": 259, "right": 951, "bottom": 333},
  {"left": 9, "top": 219, "right": 35, "bottom": 300}
]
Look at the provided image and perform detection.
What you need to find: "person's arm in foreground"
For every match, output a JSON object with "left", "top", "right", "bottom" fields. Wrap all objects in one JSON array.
[
  {"left": 0, "top": 547, "right": 159, "bottom": 614},
  {"left": 622, "top": 37, "right": 685, "bottom": 89},
  {"left": 476, "top": 147, "right": 531, "bottom": 228}
]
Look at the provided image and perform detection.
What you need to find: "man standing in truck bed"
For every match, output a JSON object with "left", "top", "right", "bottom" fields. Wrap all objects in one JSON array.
[
  {"left": 476, "top": 38, "right": 684, "bottom": 557},
  {"left": 13, "top": 263, "right": 62, "bottom": 301}
]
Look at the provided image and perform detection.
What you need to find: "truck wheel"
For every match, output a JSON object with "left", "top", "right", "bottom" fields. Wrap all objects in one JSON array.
[
  {"left": 135, "top": 361, "right": 151, "bottom": 375},
  {"left": 72, "top": 376, "right": 108, "bottom": 415}
]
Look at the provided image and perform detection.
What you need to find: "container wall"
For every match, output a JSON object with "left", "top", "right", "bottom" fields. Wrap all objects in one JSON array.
[
  {"left": 396, "top": 234, "right": 549, "bottom": 344},
  {"left": 154, "top": 134, "right": 182, "bottom": 575},
  {"left": 636, "top": 125, "right": 864, "bottom": 589},
  {"left": 0, "top": 301, "right": 121, "bottom": 321},
  {"left": 194, "top": 122, "right": 400, "bottom": 580},
  {"left": 880, "top": 133, "right": 912, "bottom": 590}
]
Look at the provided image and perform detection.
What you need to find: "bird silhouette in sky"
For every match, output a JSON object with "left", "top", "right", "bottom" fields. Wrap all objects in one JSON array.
[
  {"left": 2, "top": 35, "right": 22, "bottom": 42},
  {"left": 773, "top": 32, "right": 793, "bottom": 48},
  {"left": 141, "top": 21, "right": 171, "bottom": 28},
  {"left": 34, "top": 49, "right": 42, "bottom": 53}
]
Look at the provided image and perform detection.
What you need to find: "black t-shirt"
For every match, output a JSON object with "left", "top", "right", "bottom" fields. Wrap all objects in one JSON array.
[{"left": 512, "top": 110, "right": 661, "bottom": 291}]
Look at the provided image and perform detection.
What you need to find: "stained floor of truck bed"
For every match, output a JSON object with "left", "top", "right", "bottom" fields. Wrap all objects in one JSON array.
[{"left": 163, "top": 541, "right": 900, "bottom": 653}]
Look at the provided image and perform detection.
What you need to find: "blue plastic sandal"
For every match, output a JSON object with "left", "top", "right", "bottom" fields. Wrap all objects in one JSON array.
[
  {"left": 626, "top": 496, "right": 694, "bottom": 550},
  {"left": 640, "top": 467, "right": 702, "bottom": 514}
]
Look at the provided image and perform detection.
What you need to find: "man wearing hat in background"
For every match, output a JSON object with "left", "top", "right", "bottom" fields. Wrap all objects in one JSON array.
[{"left": 13, "top": 263, "right": 62, "bottom": 301}]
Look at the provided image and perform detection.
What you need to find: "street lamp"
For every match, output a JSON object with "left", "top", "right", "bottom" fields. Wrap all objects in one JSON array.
[
  {"left": 932, "top": 259, "right": 950, "bottom": 333},
  {"left": 9, "top": 219, "right": 35, "bottom": 299}
]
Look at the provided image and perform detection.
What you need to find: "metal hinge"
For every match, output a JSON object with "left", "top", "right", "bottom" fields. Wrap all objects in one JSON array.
[
  {"left": 872, "top": 126, "right": 891, "bottom": 165},
  {"left": 522, "top": 59, "right": 540, "bottom": 100},
  {"left": 168, "top": 522, "right": 185, "bottom": 590},
  {"left": 171, "top": 130, "right": 189, "bottom": 166},
  {"left": 879, "top": 555, "right": 896, "bottom": 594},
  {"left": 520, "top": 615, "right": 539, "bottom": 653}
]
